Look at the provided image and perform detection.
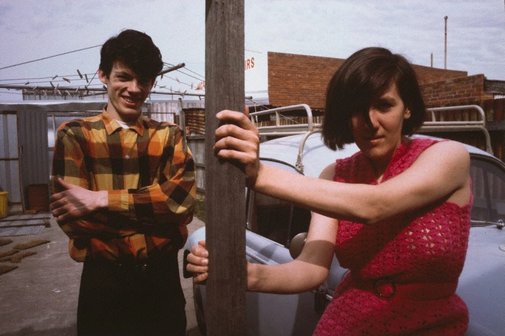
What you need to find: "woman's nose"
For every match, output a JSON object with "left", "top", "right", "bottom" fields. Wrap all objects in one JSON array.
[{"left": 367, "top": 110, "right": 380, "bottom": 129}]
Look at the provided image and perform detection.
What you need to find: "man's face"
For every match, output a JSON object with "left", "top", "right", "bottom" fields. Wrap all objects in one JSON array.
[{"left": 99, "top": 61, "right": 154, "bottom": 122}]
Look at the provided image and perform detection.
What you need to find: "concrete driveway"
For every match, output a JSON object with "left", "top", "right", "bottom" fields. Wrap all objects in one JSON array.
[{"left": 0, "top": 214, "right": 205, "bottom": 336}]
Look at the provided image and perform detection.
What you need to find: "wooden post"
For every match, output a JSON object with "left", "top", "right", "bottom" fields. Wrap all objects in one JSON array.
[{"left": 205, "top": 0, "right": 246, "bottom": 335}]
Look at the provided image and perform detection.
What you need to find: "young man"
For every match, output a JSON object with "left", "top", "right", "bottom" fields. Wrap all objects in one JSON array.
[{"left": 50, "top": 29, "right": 195, "bottom": 336}]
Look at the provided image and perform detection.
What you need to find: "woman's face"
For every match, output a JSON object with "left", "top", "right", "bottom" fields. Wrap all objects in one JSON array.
[{"left": 351, "top": 83, "right": 411, "bottom": 169}]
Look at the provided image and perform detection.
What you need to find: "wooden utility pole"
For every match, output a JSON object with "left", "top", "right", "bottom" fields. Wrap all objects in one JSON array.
[{"left": 205, "top": 0, "right": 246, "bottom": 335}]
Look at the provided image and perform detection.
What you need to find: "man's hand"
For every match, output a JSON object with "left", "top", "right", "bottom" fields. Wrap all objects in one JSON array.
[{"left": 50, "top": 178, "right": 108, "bottom": 222}]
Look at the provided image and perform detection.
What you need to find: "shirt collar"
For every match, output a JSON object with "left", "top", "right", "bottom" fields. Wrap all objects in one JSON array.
[{"left": 102, "top": 108, "right": 145, "bottom": 136}]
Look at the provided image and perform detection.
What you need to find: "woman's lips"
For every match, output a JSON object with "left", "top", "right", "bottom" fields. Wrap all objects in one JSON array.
[{"left": 368, "top": 136, "right": 383, "bottom": 145}]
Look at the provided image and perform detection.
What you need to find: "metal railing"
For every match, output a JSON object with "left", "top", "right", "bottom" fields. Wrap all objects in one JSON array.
[
  {"left": 250, "top": 104, "right": 320, "bottom": 136},
  {"left": 421, "top": 105, "right": 492, "bottom": 154},
  {"left": 253, "top": 104, "right": 494, "bottom": 155}
]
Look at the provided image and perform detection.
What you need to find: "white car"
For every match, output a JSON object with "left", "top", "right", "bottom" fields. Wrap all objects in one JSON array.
[{"left": 184, "top": 108, "right": 505, "bottom": 336}]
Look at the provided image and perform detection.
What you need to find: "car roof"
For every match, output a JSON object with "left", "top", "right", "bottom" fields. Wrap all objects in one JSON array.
[{"left": 259, "top": 132, "right": 497, "bottom": 178}]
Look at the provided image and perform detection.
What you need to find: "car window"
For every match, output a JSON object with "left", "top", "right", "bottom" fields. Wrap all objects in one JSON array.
[
  {"left": 246, "top": 159, "right": 311, "bottom": 247},
  {"left": 247, "top": 191, "right": 311, "bottom": 246},
  {"left": 469, "top": 155, "right": 505, "bottom": 225}
]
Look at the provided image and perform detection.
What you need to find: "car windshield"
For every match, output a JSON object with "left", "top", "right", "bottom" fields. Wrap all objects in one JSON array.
[{"left": 470, "top": 155, "right": 505, "bottom": 226}]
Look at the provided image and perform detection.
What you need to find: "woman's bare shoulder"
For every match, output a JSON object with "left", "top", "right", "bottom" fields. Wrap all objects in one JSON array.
[
  {"left": 424, "top": 140, "right": 470, "bottom": 163},
  {"left": 319, "top": 162, "right": 337, "bottom": 180}
]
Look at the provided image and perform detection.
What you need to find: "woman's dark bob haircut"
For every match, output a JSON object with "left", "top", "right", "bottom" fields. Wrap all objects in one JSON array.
[
  {"left": 99, "top": 29, "right": 163, "bottom": 83},
  {"left": 322, "top": 47, "right": 426, "bottom": 150}
]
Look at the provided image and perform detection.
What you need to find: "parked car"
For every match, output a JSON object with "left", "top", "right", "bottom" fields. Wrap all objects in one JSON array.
[{"left": 184, "top": 106, "right": 505, "bottom": 336}]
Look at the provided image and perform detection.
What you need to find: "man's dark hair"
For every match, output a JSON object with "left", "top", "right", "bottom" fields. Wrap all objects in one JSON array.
[
  {"left": 99, "top": 29, "right": 163, "bottom": 82},
  {"left": 322, "top": 47, "right": 426, "bottom": 150}
]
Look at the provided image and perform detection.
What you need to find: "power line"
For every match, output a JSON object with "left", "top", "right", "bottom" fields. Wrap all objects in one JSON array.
[
  {"left": 0, "top": 74, "right": 76, "bottom": 82},
  {"left": 0, "top": 73, "right": 95, "bottom": 84},
  {"left": 1, "top": 66, "right": 204, "bottom": 87},
  {"left": 174, "top": 69, "right": 204, "bottom": 82},
  {"left": 164, "top": 63, "right": 204, "bottom": 81},
  {"left": 0, "top": 45, "right": 102, "bottom": 71}
]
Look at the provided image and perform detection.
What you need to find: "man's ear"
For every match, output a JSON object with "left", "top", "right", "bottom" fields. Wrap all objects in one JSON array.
[{"left": 98, "top": 69, "right": 108, "bottom": 85}]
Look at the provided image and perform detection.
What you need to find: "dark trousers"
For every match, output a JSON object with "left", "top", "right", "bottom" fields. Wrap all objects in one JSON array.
[{"left": 77, "top": 253, "right": 186, "bottom": 336}]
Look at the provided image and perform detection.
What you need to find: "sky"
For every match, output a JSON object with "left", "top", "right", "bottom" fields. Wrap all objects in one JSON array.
[{"left": 1, "top": 0, "right": 504, "bottom": 102}]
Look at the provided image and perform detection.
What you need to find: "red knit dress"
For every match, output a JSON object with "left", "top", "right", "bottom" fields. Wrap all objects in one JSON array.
[{"left": 313, "top": 138, "right": 471, "bottom": 336}]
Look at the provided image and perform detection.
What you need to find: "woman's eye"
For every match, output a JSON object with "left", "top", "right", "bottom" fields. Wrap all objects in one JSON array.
[{"left": 375, "top": 103, "right": 392, "bottom": 111}]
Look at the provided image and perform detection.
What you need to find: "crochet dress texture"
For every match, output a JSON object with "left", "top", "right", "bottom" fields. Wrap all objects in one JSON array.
[{"left": 314, "top": 138, "right": 471, "bottom": 336}]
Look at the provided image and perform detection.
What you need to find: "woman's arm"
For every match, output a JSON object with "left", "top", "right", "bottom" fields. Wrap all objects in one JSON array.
[
  {"left": 215, "top": 110, "right": 471, "bottom": 224},
  {"left": 186, "top": 168, "right": 339, "bottom": 293},
  {"left": 248, "top": 212, "right": 337, "bottom": 293},
  {"left": 187, "top": 212, "right": 337, "bottom": 293},
  {"left": 253, "top": 141, "right": 470, "bottom": 224}
]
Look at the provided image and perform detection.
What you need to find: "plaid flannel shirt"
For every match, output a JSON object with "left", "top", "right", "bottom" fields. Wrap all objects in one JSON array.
[{"left": 51, "top": 110, "right": 196, "bottom": 262}]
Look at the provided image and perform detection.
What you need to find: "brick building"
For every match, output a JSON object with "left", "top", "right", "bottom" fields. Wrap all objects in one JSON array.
[{"left": 267, "top": 52, "right": 505, "bottom": 160}]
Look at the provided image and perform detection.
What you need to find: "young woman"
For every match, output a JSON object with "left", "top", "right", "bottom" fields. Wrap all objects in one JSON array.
[{"left": 187, "top": 47, "right": 472, "bottom": 335}]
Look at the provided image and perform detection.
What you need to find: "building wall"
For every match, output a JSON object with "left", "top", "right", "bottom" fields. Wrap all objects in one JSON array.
[
  {"left": 422, "top": 75, "right": 494, "bottom": 108},
  {"left": 268, "top": 52, "right": 343, "bottom": 109},
  {"left": 413, "top": 64, "right": 467, "bottom": 85},
  {"left": 268, "top": 51, "right": 468, "bottom": 109}
]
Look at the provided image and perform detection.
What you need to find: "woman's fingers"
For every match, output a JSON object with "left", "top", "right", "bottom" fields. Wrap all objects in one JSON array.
[
  {"left": 193, "top": 241, "right": 209, "bottom": 258},
  {"left": 186, "top": 255, "right": 208, "bottom": 273},
  {"left": 214, "top": 110, "right": 259, "bottom": 153},
  {"left": 192, "top": 272, "right": 208, "bottom": 283},
  {"left": 215, "top": 121, "right": 259, "bottom": 144},
  {"left": 186, "top": 258, "right": 208, "bottom": 282},
  {"left": 214, "top": 109, "right": 261, "bottom": 186},
  {"left": 216, "top": 110, "right": 257, "bottom": 131},
  {"left": 215, "top": 137, "right": 257, "bottom": 159},
  {"left": 215, "top": 122, "right": 259, "bottom": 157},
  {"left": 186, "top": 240, "right": 209, "bottom": 283}
]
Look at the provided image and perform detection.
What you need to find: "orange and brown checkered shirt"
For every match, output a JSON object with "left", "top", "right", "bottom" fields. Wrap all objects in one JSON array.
[{"left": 51, "top": 110, "right": 196, "bottom": 262}]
